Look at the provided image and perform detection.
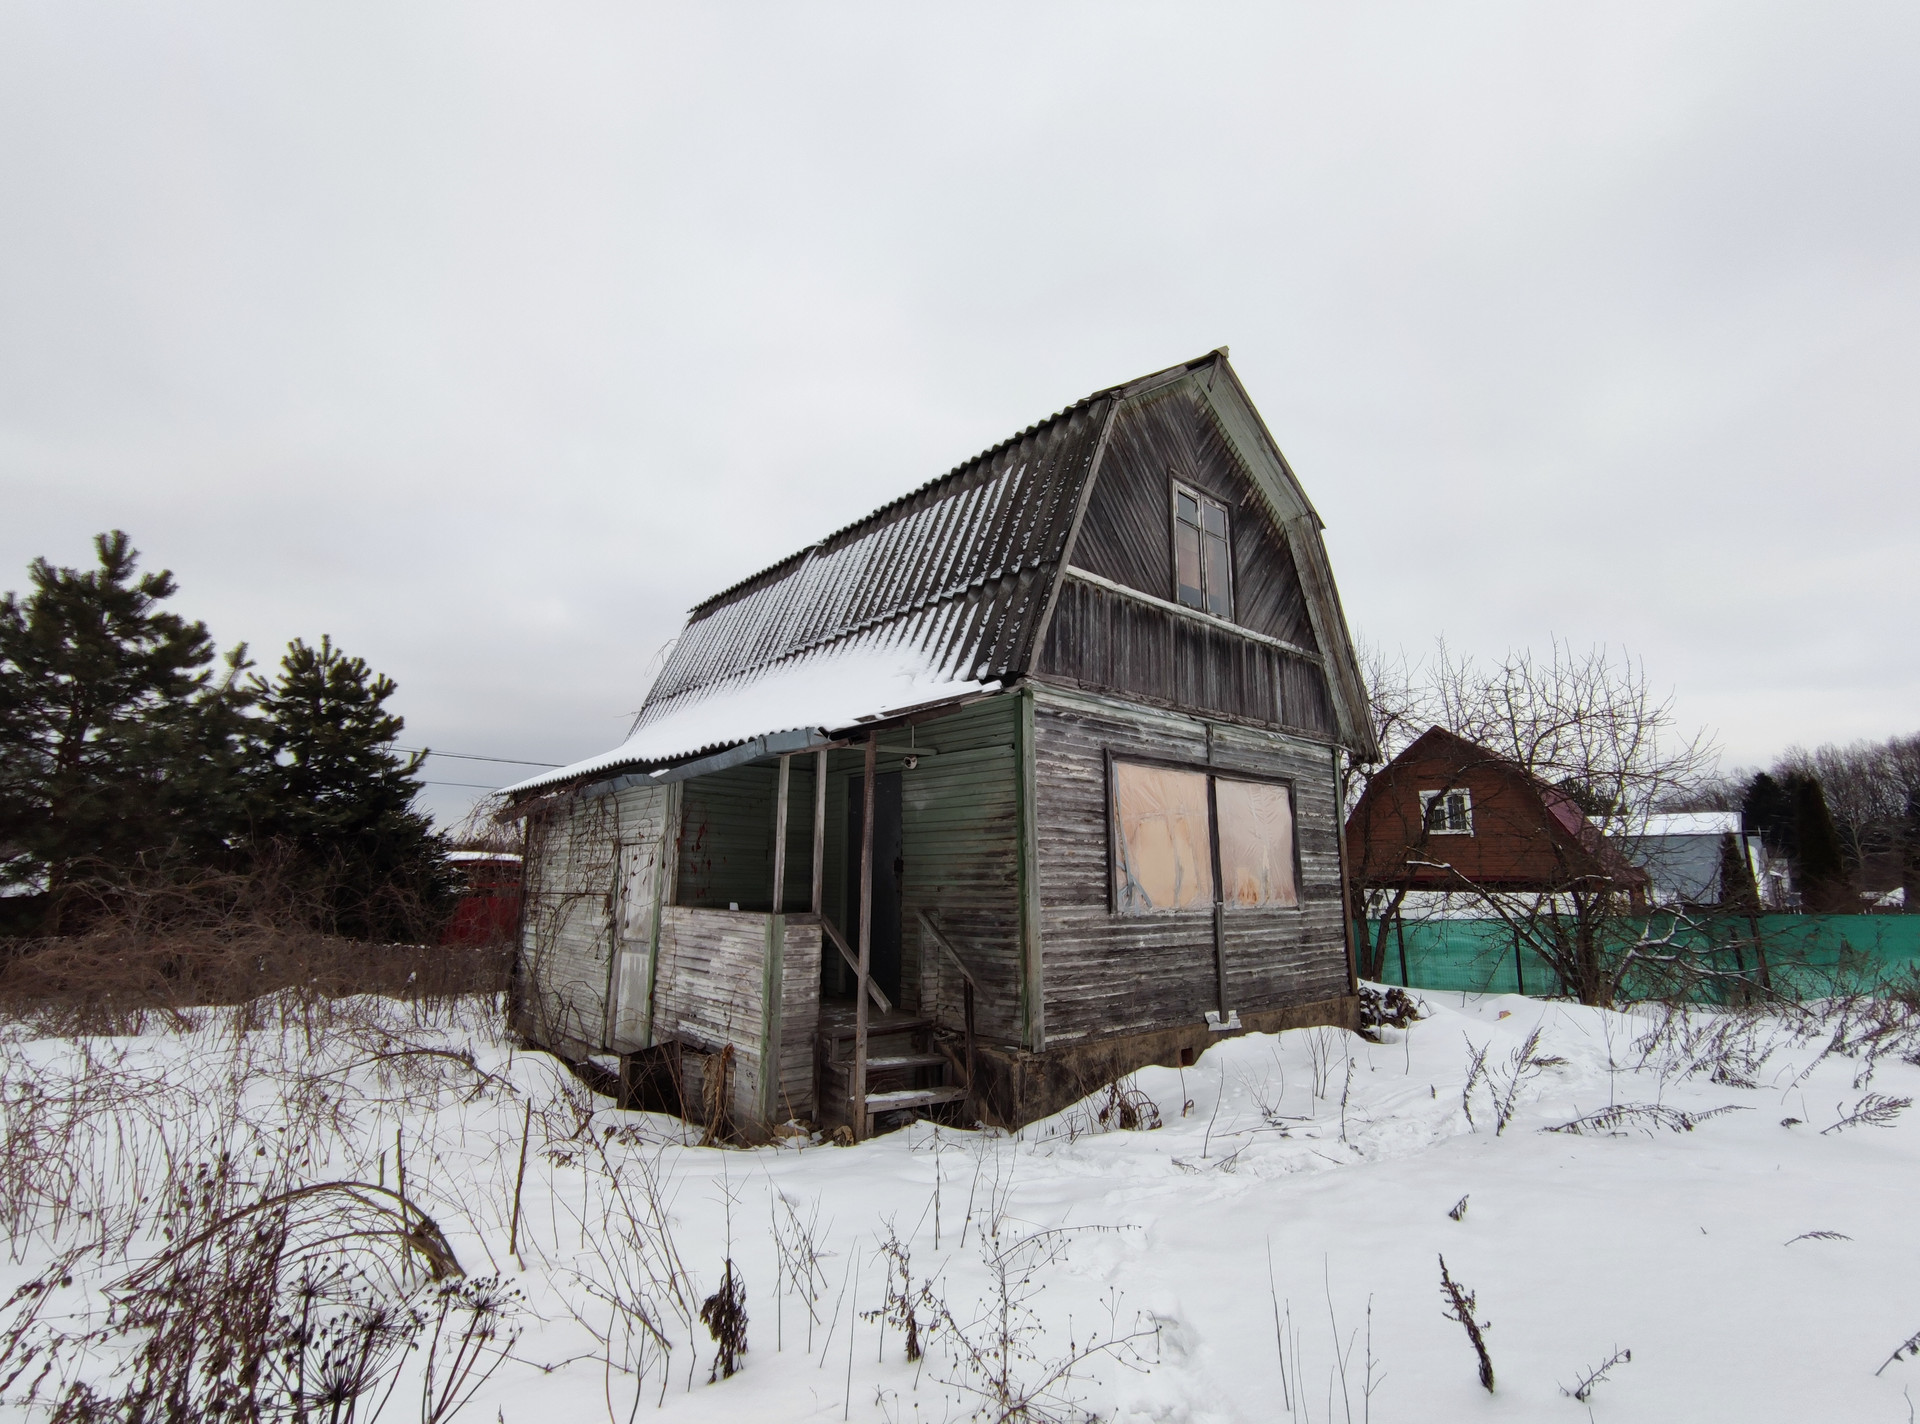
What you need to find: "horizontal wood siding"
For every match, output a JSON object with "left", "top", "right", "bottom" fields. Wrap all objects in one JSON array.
[
  {"left": 1038, "top": 575, "right": 1336, "bottom": 738},
  {"left": 653, "top": 906, "right": 771, "bottom": 1126},
  {"left": 775, "top": 917, "right": 823, "bottom": 1122},
  {"left": 1030, "top": 684, "right": 1349, "bottom": 1045}
]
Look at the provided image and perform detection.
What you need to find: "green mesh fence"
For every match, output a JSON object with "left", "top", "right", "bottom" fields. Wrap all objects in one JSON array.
[{"left": 1364, "top": 914, "right": 1920, "bottom": 1000}]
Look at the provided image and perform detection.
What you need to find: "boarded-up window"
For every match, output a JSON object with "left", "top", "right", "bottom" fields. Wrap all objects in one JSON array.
[
  {"left": 1112, "top": 762, "right": 1214, "bottom": 914},
  {"left": 1215, "top": 778, "right": 1297, "bottom": 908}
]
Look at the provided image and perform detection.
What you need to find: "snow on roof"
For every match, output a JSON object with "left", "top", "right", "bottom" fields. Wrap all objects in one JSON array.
[
  {"left": 501, "top": 642, "right": 996, "bottom": 796},
  {"left": 1637, "top": 812, "right": 1742, "bottom": 838},
  {"left": 446, "top": 850, "right": 523, "bottom": 863}
]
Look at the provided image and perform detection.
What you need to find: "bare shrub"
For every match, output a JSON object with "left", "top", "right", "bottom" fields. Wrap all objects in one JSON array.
[
  {"left": 1462, "top": 1028, "right": 1565, "bottom": 1135},
  {"left": 770, "top": 1192, "right": 831, "bottom": 1353},
  {"left": 922, "top": 1223, "right": 1158, "bottom": 1423},
  {"left": 1094, "top": 1076, "right": 1162, "bottom": 1132}
]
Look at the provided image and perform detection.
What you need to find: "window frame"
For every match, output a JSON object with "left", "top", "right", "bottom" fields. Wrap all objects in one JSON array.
[
  {"left": 1419, "top": 788, "right": 1475, "bottom": 836},
  {"left": 1104, "top": 750, "right": 1302, "bottom": 916},
  {"left": 1169, "top": 478, "right": 1234, "bottom": 620}
]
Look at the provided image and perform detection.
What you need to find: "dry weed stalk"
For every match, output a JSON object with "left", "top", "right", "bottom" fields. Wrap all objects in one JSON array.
[
  {"left": 1561, "top": 1345, "right": 1631, "bottom": 1402},
  {"left": 1546, "top": 1103, "right": 1749, "bottom": 1137},
  {"left": 1437, "top": 1254, "right": 1494, "bottom": 1393}
]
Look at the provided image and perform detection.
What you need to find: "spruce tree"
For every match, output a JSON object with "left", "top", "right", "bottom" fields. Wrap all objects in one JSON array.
[
  {"left": 0, "top": 532, "right": 253, "bottom": 926},
  {"left": 1743, "top": 772, "right": 1796, "bottom": 856},
  {"left": 1789, "top": 772, "right": 1853, "bottom": 913},
  {"left": 251, "top": 636, "right": 451, "bottom": 940}
]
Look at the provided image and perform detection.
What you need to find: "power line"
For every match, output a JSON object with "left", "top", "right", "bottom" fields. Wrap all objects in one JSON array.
[
  {"left": 395, "top": 747, "right": 560, "bottom": 768},
  {"left": 420, "top": 779, "right": 512, "bottom": 790}
]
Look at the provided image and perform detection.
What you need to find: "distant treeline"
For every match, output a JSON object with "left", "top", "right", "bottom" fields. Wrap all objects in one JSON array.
[
  {"left": 1693, "top": 741, "right": 1920, "bottom": 912},
  {"left": 0, "top": 532, "right": 451, "bottom": 941}
]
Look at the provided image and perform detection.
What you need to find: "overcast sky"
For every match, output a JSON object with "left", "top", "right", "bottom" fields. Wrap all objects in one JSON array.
[{"left": 2, "top": 3, "right": 1915, "bottom": 825}]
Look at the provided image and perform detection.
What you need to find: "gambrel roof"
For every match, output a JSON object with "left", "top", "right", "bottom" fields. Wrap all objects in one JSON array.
[{"left": 506, "top": 350, "right": 1374, "bottom": 796}]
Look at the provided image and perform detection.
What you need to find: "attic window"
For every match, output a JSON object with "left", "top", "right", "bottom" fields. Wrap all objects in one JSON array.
[
  {"left": 1421, "top": 789, "right": 1474, "bottom": 835},
  {"left": 1173, "top": 482, "right": 1232, "bottom": 618}
]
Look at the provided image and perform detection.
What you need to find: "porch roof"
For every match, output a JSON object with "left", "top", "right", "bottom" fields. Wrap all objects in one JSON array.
[{"left": 499, "top": 642, "right": 997, "bottom": 794}]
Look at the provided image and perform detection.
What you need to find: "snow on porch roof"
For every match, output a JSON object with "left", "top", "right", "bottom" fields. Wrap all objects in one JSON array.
[{"left": 499, "top": 642, "right": 997, "bottom": 796}]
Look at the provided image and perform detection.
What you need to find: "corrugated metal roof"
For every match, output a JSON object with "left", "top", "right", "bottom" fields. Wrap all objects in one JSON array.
[
  {"left": 635, "top": 389, "right": 1118, "bottom": 726},
  {"left": 506, "top": 348, "right": 1381, "bottom": 797}
]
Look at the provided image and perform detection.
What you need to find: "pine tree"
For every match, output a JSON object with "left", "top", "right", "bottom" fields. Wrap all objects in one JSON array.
[
  {"left": 0, "top": 532, "right": 254, "bottom": 926},
  {"left": 1789, "top": 772, "right": 1853, "bottom": 913},
  {"left": 251, "top": 636, "right": 452, "bottom": 939}
]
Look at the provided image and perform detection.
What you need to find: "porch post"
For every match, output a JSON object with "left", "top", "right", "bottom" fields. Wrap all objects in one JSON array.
[
  {"left": 771, "top": 753, "right": 791, "bottom": 913},
  {"left": 811, "top": 748, "right": 827, "bottom": 916},
  {"left": 853, "top": 731, "right": 877, "bottom": 1140}
]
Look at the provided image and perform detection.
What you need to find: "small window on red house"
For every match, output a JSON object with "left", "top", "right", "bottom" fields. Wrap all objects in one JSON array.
[{"left": 1421, "top": 789, "right": 1473, "bottom": 835}]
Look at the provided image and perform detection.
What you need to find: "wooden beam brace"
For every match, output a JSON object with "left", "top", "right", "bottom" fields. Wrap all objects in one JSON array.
[
  {"left": 822, "top": 915, "right": 892, "bottom": 1014},
  {"left": 916, "top": 910, "right": 979, "bottom": 989}
]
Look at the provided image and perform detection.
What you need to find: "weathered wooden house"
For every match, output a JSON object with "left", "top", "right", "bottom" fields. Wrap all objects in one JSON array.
[{"left": 504, "top": 350, "right": 1377, "bottom": 1138}]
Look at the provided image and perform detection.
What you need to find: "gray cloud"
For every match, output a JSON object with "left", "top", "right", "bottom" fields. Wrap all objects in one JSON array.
[{"left": 2, "top": 2, "right": 1914, "bottom": 823}]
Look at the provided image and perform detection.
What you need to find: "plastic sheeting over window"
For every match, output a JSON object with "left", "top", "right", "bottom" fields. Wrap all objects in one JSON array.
[
  {"left": 1215, "top": 778, "right": 1297, "bottom": 908},
  {"left": 1111, "top": 762, "right": 1213, "bottom": 914}
]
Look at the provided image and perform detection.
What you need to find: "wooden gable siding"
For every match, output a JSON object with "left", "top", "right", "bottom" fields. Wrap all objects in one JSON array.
[
  {"left": 1037, "top": 575, "right": 1336, "bottom": 737},
  {"left": 1028, "top": 684, "right": 1349, "bottom": 1046},
  {"left": 1068, "top": 381, "right": 1319, "bottom": 651},
  {"left": 818, "top": 695, "right": 1027, "bottom": 1047},
  {"left": 1041, "top": 380, "right": 1338, "bottom": 736}
]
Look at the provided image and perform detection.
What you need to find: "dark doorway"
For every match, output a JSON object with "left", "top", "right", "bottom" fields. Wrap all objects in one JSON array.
[{"left": 842, "top": 769, "right": 904, "bottom": 1006}]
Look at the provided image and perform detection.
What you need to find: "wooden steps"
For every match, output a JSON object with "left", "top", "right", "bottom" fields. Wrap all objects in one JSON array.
[
  {"left": 864, "top": 1086, "right": 966, "bottom": 1111},
  {"left": 864, "top": 1052, "right": 948, "bottom": 1072},
  {"left": 815, "top": 1006, "right": 967, "bottom": 1132}
]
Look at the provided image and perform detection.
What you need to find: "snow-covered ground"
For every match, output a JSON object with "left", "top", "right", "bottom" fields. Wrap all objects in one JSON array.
[{"left": 5, "top": 987, "right": 1920, "bottom": 1422}]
